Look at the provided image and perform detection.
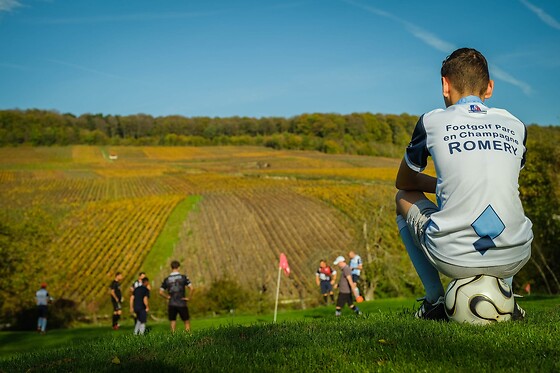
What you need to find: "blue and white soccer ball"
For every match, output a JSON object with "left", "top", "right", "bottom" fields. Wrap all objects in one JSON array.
[{"left": 444, "top": 275, "right": 514, "bottom": 325}]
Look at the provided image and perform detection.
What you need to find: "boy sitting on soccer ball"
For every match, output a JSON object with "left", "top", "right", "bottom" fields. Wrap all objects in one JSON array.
[{"left": 395, "top": 48, "right": 532, "bottom": 321}]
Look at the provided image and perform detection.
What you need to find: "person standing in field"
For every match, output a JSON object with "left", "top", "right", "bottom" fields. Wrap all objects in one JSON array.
[
  {"left": 109, "top": 272, "right": 123, "bottom": 330},
  {"left": 130, "top": 277, "right": 150, "bottom": 335},
  {"left": 159, "top": 260, "right": 195, "bottom": 332},
  {"left": 35, "top": 282, "right": 53, "bottom": 334},
  {"left": 395, "top": 48, "right": 532, "bottom": 320},
  {"left": 333, "top": 256, "right": 361, "bottom": 316},
  {"left": 348, "top": 251, "right": 363, "bottom": 298},
  {"left": 315, "top": 259, "right": 337, "bottom": 305},
  {"left": 130, "top": 272, "right": 151, "bottom": 324}
]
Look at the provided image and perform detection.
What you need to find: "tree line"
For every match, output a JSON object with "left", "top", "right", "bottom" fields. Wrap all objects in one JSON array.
[{"left": 0, "top": 109, "right": 419, "bottom": 157}]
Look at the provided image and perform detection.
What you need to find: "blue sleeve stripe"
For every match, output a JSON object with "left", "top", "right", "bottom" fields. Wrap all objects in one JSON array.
[
  {"left": 405, "top": 115, "right": 429, "bottom": 172},
  {"left": 521, "top": 122, "right": 527, "bottom": 169},
  {"left": 405, "top": 153, "right": 425, "bottom": 172}
]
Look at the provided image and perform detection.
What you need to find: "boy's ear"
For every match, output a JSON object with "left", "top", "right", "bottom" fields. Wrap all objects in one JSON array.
[
  {"left": 442, "top": 77, "right": 451, "bottom": 99},
  {"left": 484, "top": 79, "right": 494, "bottom": 99},
  {"left": 442, "top": 77, "right": 453, "bottom": 107}
]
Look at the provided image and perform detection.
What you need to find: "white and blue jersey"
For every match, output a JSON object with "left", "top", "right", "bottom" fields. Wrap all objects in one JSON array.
[
  {"left": 36, "top": 289, "right": 51, "bottom": 306},
  {"left": 405, "top": 96, "right": 533, "bottom": 267},
  {"left": 350, "top": 255, "right": 362, "bottom": 276}
]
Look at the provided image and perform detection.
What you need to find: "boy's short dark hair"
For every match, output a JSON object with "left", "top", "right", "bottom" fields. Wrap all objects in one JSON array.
[
  {"left": 142, "top": 277, "right": 149, "bottom": 283},
  {"left": 171, "top": 260, "right": 180, "bottom": 269},
  {"left": 441, "top": 48, "right": 490, "bottom": 96}
]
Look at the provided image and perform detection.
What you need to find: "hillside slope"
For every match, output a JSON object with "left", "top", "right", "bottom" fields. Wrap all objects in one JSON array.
[{"left": 0, "top": 146, "right": 418, "bottom": 315}]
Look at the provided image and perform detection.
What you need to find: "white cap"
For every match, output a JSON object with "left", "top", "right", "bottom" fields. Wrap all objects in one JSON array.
[{"left": 333, "top": 256, "right": 345, "bottom": 265}]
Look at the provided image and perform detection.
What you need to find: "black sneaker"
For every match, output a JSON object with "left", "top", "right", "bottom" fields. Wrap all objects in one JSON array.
[
  {"left": 512, "top": 301, "right": 526, "bottom": 321},
  {"left": 414, "top": 296, "right": 448, "bottom": 321}
]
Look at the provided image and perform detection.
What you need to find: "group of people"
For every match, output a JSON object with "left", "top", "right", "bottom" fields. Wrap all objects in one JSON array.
[
  {"left": 315, "top": 251, "right": 363, "bottom": 316},
  {"left": 110, "top": 270, "right": 153, "bottom": 334},
  {"left": 109, "top": 260, "right": 195, "bottom": 334},
  {"left": 36, "top": 260, "right": 195, "bottom": 335}
]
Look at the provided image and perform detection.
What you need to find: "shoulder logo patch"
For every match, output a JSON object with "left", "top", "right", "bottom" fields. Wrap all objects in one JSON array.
[{"left": 469, "top": 104, "right": 487, "bottom": 114}]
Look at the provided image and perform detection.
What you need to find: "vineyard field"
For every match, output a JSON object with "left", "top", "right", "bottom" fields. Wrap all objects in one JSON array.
[{"left": 0, "top": 146, "right": 418, "bottom": 314}]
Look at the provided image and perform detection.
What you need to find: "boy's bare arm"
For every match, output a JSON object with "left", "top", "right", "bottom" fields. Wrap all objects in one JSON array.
[{"left": 395, "top": 158, "right": 436, "bottom": 193}]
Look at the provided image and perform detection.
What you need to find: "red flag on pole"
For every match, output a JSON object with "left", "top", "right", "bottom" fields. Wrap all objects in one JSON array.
[
  {"left": 274, "top": 253, "right": 290, "bottom": 322},
  {"left": 279, "top": 253, "right": 290, "bottom": 276}
]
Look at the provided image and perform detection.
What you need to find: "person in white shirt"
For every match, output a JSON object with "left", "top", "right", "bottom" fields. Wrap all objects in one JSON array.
[
  {"left": 395, "top": 48, "right": 532, "bottom": 321},
  {"left": 36, "top": 282, "right": 53, "bottom": 333},
  {"left": 348, "top": 251, "right": 363, "bottom": 298}
]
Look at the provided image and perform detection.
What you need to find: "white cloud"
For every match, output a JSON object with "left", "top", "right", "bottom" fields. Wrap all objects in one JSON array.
[
  {"left": 519, "top": 0, "right": 560, "bottom": 30},
  {"left": 404, "top": 24, "right": 456, "bottom": 53},
  {"left": 342, "top": 0, "right": 394, "bottom": 20},
  {"left": 342, "top": 0, "right": 455, "bottom": 53},
  {"left": 0, "top": 0, "right": 22, "bottom": 12},
  {"left": 343, "top": 0, "right": 533, "bottom": 96},
  {"left": 491, "top": 66, "right": 533, "bottom": 95}
]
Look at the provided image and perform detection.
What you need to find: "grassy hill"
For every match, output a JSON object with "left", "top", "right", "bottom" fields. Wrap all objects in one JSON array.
[
  {"left": 1, "top": 296, "right": 559, "bottom": 372},
  {"left": 0, "top": 146, "right": 420, "bottom": 318}
]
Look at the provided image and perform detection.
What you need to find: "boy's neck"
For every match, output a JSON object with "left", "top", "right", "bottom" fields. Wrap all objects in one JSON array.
[{"left": 455, "top": 95, "right": 484, "bottom": 105}]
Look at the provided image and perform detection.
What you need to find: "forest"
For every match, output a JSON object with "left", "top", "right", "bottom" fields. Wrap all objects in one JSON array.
[{"left": 0, "top": 109, "right": 418, "bottom": 157}]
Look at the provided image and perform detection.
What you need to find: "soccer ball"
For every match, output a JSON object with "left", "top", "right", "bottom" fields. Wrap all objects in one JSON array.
[{"left": 444, "top": 275, "right": 514, "bottom": 325}]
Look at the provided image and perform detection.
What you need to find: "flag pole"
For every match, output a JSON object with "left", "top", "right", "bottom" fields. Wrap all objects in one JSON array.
[{"left": 274, "top": 266, "right": 282, "bottom": 323}]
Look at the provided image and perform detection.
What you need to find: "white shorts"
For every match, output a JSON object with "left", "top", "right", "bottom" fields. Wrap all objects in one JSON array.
[{"left": 405, "top": 199, "right": 529, "bottom": 279}]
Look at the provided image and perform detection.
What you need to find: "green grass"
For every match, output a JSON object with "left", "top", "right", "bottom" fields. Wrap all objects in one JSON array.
[
  {"left": 141, "top": 195, "right": 201, "bottom": 277},
  {"left": 1, "top": 297, "right": 559, "bottom": 372},
  {"left": 0, "top": 298, "right": 410, "bottom": 358}
]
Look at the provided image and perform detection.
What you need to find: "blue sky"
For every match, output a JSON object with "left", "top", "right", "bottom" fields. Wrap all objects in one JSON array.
[{"left": 1, "top": 0, "right": 559, "bottom": 126}]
